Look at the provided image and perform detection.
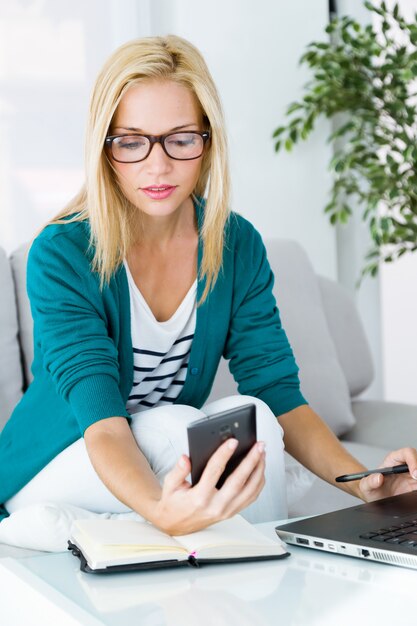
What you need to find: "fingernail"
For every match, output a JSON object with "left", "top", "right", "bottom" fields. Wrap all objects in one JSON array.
[
  {"left": 178, "top": 456, "right": 187, "bottom": 468},
  {"left": 412, "top": 471, "right": 417, "bottom": 480},
  {"left": 257, "top": 442, "right": 265, "bottom": 454},
  {"left": 227, "top": 438, "right": 238, "bottom": 450}
]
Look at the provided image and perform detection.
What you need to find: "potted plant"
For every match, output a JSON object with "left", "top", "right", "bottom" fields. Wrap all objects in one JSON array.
[{"left": 273, "top": 1, "right": 417, "bottom": 279}]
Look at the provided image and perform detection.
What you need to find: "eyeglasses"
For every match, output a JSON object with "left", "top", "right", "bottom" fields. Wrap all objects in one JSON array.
[{"left": 105, "top": 131, "right": 210, "bottom": 163}]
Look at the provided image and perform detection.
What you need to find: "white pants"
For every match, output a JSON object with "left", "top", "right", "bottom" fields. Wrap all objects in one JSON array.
[{"left": 5, "top": 395, "right": 288, "bottom": 523}]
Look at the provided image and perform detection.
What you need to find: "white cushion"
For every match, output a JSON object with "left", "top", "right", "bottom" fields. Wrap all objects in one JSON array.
[
  {"left": 0, "top": 503, "right": 143, "bottom": 552},
  {"left": 0, "top": 247, "right": 23, "bottom": 430}
]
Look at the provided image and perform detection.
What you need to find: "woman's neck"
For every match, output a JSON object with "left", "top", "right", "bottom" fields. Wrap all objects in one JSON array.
[{"left": 133, "top": 197, "right": 197, "bottom": 249}]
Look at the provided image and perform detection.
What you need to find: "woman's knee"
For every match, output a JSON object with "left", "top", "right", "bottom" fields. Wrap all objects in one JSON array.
[
  {"left": 129, "top": 404, "right": 204, "bottom": 438},
  {"left": 128, "top": 404, "right": 205, "bottom": 473},
  {"left": 204, "top": 395, "right": 283, "bottom": 439}
]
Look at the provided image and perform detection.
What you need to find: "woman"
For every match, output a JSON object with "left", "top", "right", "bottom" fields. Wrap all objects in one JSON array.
[{"left": 0, "top": 35, "right": 416, "bottom": 543}]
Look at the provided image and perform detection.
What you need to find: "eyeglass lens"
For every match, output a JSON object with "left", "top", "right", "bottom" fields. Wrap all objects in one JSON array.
[{"left": 111, "top": 132, "right": 205, "bottom": 162}]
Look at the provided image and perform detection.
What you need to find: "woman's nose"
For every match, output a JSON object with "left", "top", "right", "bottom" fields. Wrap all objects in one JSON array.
[{"left": 144, "top": 141, "right": 172, "bottom": 174}]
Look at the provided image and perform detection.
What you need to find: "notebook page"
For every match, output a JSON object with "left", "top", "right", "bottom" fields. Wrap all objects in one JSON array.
[
  {"left": 72, "top": 519, "right": 184, "bottom": 551},
  {"left": 174, "top": 515, "right": 286, "bottom": 558}
]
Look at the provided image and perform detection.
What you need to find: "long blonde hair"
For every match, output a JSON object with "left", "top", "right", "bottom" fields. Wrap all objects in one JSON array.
[{"left": 51, "top": 35, "right": 231, "bottom": 301}]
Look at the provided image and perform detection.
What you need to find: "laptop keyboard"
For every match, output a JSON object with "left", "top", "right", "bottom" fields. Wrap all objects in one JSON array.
[{"left": 360, "top": 520, "right": 417, "bottom": 548}]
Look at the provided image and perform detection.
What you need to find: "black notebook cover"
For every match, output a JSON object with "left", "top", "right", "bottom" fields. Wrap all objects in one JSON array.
[{"left": 68, "top": 540, "right": 290, "bottom": 574}]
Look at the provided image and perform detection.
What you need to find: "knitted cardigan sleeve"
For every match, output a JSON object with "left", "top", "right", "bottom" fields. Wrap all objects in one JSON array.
[
  {"left": 27, "top": 225, "right": 130, "bottom": 433},
  {"left": 223, "top": 217, "right": 307, "bottom": 416}
]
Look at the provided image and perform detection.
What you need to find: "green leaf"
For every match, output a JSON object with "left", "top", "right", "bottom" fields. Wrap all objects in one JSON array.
[
  {"left": 274, "top": 140, "right": 281, "bottom": 153},
  {"left": 272, "top": 126, "right": 286, "bottom": 138},
  {"left": 381, "top": 216, "right": 391, "bottom": 232},
  {"left": 364, "top": 1, "right": 384, "bottom": 16},
  {"left": 284, "top": 138, "right": 293, "bottom": 152},
  {"left": 334, "top": 159, "right": 346, "bottom": 173},
  {"left": 300, "top": 126, "right": 310, "bottom": 140},
  {"left": 289, "top": 116, "right": 303, "bottom": 128},
  {"left": 325, "top": 22, "right": 336, "bottom": 35},
  {"left": 286, "top": 102, "right": 303, "bottom": 115},
  {"left": 324, "top": 200, "right": 337, "bottom": 213}
]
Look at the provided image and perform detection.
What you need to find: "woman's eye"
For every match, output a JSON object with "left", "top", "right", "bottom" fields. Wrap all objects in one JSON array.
[
  {"left": 119, "top": 137, "right": 147, "bottom": 150},
  {"left": 167, "top": 135, "right": 195, "bottom": 147}
]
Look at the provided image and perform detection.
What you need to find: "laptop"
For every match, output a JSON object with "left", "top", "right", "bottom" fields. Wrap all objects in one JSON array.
[{"left": 275, "top": 491, "right": 417, "bottom": 570}]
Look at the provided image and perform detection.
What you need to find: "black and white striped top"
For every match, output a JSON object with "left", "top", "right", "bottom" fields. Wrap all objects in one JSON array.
[{"left": 124, "top": 261, "right": 197, "bottom": 414}]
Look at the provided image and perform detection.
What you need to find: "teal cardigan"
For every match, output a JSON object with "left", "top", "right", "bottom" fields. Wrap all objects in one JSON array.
[{"left": 0, "top": 204, "right": 306, "bottom": 520}]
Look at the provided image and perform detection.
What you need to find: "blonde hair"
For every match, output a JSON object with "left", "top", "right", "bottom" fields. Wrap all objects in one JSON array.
[{"left": 51, "top": 35, "right": 231, "bottom": 301}]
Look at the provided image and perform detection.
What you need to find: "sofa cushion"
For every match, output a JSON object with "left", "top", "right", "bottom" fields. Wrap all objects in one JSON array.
[
  {"left": 265, "top": 240, "right": 356, "bottom": 436},
  {"left": 318, "top": 275, "right": 373, "bottom": 398},
  {"left": 347, "top": 399, "right": 417, "bottom": 450},
  {"left": 9, "top": 243, "right": 33, "bottom": 387},
  {"left": 0, "top": 247, "right": 23, "bottom": 430}
]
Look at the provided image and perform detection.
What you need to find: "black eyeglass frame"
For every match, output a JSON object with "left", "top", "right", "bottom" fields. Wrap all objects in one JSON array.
[{"left": 104, "top": 130, "right": 210, "bottom": 163}]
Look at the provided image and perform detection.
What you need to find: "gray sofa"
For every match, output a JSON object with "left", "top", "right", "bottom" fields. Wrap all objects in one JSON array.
[{"left": 1, "top": 239, "right": 417, "bottom": 559}]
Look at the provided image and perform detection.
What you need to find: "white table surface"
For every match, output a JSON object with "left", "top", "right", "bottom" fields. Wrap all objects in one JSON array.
[{"left": 1, "top": 521, "right": 416, "bottom": 626}]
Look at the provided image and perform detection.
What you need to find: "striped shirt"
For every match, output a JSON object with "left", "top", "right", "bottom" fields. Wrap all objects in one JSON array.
[{"left": 124, "top": 261, "right": 197, "bottom": 414}]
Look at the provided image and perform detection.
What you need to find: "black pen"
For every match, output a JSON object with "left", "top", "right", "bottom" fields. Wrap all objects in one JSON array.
[{"left": 335, "top": 463, "right": 409, "bottom": 483}]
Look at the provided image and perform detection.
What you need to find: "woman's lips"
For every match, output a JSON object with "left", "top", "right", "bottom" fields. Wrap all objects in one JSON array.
[{"left": 140, "top": 185, "right": 177, "bottom": 200}]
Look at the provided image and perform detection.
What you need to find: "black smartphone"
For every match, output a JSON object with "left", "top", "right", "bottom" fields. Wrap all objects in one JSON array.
[{"left": 187, "top": 403, "right": 257, "bottom": 489}]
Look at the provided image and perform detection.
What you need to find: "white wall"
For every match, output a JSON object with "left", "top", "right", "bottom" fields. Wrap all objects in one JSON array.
[
  {"left": 378, "top": 0, "right": 417, "bottom": 403},
  {"left": 0, "top": 0, "right": 146, "bottom": 254}
]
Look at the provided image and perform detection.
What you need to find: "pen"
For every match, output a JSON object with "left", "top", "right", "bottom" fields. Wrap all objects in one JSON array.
[{"left": 335, "top": 463, "right": 409, "bottom": 483}]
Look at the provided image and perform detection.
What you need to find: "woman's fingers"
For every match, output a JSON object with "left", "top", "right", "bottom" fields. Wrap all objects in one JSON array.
[
  {"left": 360, "top": 448, "right": 417, "bottom": 501},
  {"left": 195, "top": 438, "right": 239, "bottom": 492},
  {"left": 381, "top": 448, "right": 417, "bottom": 479},
  {"left": 220, "top": 448, "right": 266, "bottom": 515},
  {"left": 217, "top": 443, "right": 266, "bottom": 504},
  {"left": 155, "top": 440, "right": 267, "bottom": 534},
  {"left": 163, "top": 455, "right": 192, "bottom": 494}
]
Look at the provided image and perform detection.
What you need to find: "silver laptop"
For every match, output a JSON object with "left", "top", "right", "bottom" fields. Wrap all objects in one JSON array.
[{"left": 275, "top": 491, "right": 417, "bottom": 570}]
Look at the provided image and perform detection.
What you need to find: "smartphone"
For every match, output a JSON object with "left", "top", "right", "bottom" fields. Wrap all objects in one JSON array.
[{"left": 187, "top": 403, "right": 257, "bottom": 488}]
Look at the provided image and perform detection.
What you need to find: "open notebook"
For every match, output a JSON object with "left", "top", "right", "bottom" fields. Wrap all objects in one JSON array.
[{"left": 68, "top": 514, "right": 289, "bottom": 573}]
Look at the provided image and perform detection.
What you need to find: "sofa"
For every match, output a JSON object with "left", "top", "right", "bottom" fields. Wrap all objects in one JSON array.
[{"left": 1, "top": 238, "right": 417, "bottom": 559}]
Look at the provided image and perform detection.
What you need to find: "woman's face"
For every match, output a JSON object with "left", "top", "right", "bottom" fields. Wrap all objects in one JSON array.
[{"left": 109, "top": 79, "right": 205, "bottom": 219}]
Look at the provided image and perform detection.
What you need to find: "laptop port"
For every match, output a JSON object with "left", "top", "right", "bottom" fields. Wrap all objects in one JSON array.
[
  {"left": 296, "top": 537, "right": 310, "bottom": 545},
  {"left": 314, "top": 541, "right": 324, "bottom": 548},
  {"left": 361, "top": 549, "right": 370, "bottom": 558}
]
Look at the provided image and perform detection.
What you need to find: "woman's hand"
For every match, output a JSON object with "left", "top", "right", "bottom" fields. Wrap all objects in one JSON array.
[
  {"left": 359, "top": 447, "right": 417, "bottom": 502},
  {"left": 151, "top": 438, "right": 266, "bottom": 535}
]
